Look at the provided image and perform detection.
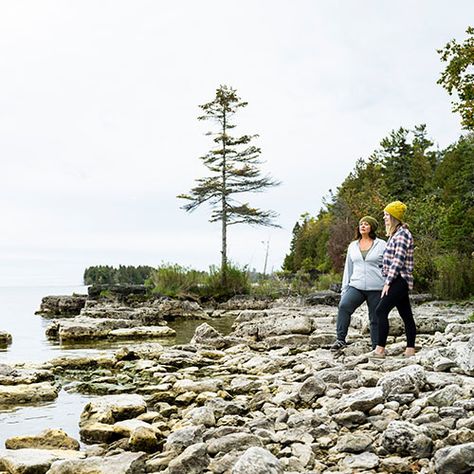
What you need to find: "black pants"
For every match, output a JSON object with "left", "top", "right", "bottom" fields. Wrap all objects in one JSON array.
[{"left": 375, "top": 276, "right": 416, "bottom": 348}]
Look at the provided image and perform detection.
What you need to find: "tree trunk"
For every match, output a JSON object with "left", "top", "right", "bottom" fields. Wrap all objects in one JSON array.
[{"left": 221, "top": 109, "right": 228, "bottom": 286}]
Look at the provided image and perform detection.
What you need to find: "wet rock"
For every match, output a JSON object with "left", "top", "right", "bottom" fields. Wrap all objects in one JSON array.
[
  {"left": 5, "top": 429, "right": 79, "bottom": 450},
  {"left": 0, "top": 382, "right": 58, "bottom": 405},
  {"left": 47, "top": 451, "right": 147, "bottom": 474},
  {"left": 36, "top": 295, "right": 87, "bottom": 317},
  {"left": 232, "top": 447, "right": 283, "bottom": 474},
  {"left": 108, "top": 326, "right": 175, "bottom": 338},
  {"left": 46, "top": 317, "right": 138, "bottom": 341},
  {"left": 0, "top": 365, "right": 54, "bottom": 386},
  {"left": 0, "top": 331, "right": 12, "bottom": 345}
]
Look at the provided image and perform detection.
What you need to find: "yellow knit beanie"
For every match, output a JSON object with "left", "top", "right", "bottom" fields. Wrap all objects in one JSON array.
[{"left": 384, "top": 201, "right": 407, "bottom": 222}]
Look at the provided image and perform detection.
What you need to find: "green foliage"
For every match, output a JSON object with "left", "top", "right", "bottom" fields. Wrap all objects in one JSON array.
[
  {"left": 438, "top": 26, "right": 474, "bottom": 130},
  {"left": 83, "top": 265, "right": 155, "bottom": 285},
  {"left": 202, "top": 264, "right": 251, "bottom": 301},
  {"left": 148, "top": 262, "right": 250, "bottom": 301},
  {"left": 314, "top": 272, "right": 342, "bottom": 291},
  {"left": 150, "top": 264, "right": 206, "bottom": 298},
  {"left": 284, "top": 122, "right": 474, "bottom": 299},
  {"left": 433, "top": 253, "right": 474, "bottom": 300},
  {"left": 282, "top": 212, "right": 331, "bottom": 274},
  {"left": 250, "top": 277, "right": 289, "bottom": 299}
]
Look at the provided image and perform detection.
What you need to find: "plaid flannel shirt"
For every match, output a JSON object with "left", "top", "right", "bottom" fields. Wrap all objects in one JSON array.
[{"left": 382, "top": 224, "right": 414, "bottom": 289}]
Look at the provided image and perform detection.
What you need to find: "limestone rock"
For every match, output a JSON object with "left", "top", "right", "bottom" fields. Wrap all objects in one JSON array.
[
  {"left": 382, "top": 420, "right": 433, "bottom": 458},
  {"left": 0, "top": 382, "right": 58, "bottom": 405},
  {"left": 232, "top": 447, "right": 283, "bottom": 474},
  {"left": 47, "top": 451, "right": 147, "bottom": 474},
  {"left": 0, "top": 448, "right": 84, "bottom": 474},
  {"left": 167, "top": 442, "right": 209, "bottom": 474},
  {"left": 129, "top": 426, "right": 159, "bottom": 453},
  {"left": 5, "top": 429, "right": 79, "bottom": 451},
  {"left": 433, "top": 442, "right": 474, "bottom": 474},
  {"left": 80, "top": 394, "right": 147, "bottom": 426},
  {"left": 331, "top": 387, "right": 384, "bottom": 414},
  {"left": 207, "top": 432, "right": 262, "bottom": 455},
  {"left": 164, "top": 425, "right": 204, "bottom": 454},
  {"left": 377, "top": 364, "right": 427, "bottom": 397}
]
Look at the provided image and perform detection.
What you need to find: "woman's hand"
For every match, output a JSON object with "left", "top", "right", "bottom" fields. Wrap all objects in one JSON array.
[{"left": 381, "top": 284, "right": 390, "bottom": 297}]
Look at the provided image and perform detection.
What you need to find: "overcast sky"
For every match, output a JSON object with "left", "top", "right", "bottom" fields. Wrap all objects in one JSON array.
[{"left": 0, "top": 1, "right": 471, "bottom": 286}]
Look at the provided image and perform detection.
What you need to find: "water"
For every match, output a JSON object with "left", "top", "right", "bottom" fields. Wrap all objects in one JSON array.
[{"left": 0, "top": 285, "right": 235, "bottom": 448}]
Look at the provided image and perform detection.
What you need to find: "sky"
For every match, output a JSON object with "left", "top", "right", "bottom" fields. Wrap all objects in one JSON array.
[{"left": 0, "top": 1, "right": 471, "bottom": 286}]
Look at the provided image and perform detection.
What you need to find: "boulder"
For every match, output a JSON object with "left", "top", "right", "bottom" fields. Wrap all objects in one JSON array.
[
  {"left": 377, "top": 364, "right": 426, "bottom": 397},
  {"left": 80, "top": 394, "right": 147, "bottom": 426},
  {"left": 47, "top": 451, "right": 147, "bottom": 474},
  {"left": 0, "top": 331, "right": 12, "bottom": 345},
  {"left": 0, "top": 382, "right": 58, "bottom": 405},
  {"left": 434, "top": 442, "right": 474, "bottom": 474},
  {"left": 36, "top": 295, "right": 87, "bottom": 317},
  {"left": 382, "top": 420, "right": 433, "bottom": 458},
  {"left": 167, "top": 443, "right": 209, "bottom": 474},
  {"left": 0, "top": 448, "right": 84, "bottom": 474},
  {"left": 232, "top": 447, "right": 283, "bottom": 474},
  {"left": 5, "top": 429, "right": 79, "bottom": 450}
]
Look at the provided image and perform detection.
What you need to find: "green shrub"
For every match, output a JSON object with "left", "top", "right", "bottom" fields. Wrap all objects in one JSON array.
[
  {"left": 201, "top": 264, "right": 251, "bottom": 300},
  {"left": 250, "top": 277, "right": 289, "bottom": 299},
  {"left": 433, "top": 253, "right": 474, "bottom": 300},
  {"left": 150, "top": 263, "right": 206, "bottom": 298},
  {"left": 314, "top": 272, "right": 342, "bottom": 291},
  {"left": 289, "top": 270, "right": 316, "bottom": 296}
]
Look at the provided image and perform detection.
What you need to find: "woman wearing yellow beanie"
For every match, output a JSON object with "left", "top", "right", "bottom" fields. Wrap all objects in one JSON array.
[{"left": 372, "top": 201, "right": 416, "bottom": 358}]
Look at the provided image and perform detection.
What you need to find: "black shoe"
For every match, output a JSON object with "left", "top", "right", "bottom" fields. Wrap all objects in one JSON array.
[{"left": 330, "top": 340, "right": 347, "bottom": 351}]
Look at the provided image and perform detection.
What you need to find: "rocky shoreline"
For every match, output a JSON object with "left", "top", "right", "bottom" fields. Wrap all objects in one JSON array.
[{"left": 0, "top": 289, "right": 474, "bottom": 473}]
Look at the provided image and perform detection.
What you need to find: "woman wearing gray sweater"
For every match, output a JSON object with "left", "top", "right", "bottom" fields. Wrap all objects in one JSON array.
[{"left": 331, "top": 216, "right": 386, "bottom": 351}]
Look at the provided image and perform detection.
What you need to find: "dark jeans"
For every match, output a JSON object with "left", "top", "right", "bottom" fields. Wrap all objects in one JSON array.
[
  {"left": 375, "top": 275, "right": 416, "bottom": 348},
  {"left": 336, "top": 286, "right": 381, "bottom": 349}
]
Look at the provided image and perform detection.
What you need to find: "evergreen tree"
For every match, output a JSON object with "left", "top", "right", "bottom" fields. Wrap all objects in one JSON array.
[{"left": 178, "top": 85, "right": 280, "bottom": 283}]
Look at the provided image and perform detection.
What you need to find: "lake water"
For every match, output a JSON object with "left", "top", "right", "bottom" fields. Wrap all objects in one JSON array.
[{"left": 0, "top": 285, "right": 234, "bottom": 448}]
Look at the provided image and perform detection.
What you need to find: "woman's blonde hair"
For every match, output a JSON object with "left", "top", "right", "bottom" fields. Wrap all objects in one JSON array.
[{"left": 385, "top": 213, "right": 401, "bottom": 237}]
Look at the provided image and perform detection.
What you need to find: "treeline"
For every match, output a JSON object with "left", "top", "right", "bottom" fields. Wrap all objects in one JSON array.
[
  {"left": 83, "top": 265, "right": 155, "bottom": 285},
  {"left": 283, "top": 126, "right": 474, "bottom": 299}
]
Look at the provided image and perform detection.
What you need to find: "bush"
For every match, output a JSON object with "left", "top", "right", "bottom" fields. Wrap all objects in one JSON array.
[
  {"left": 433, "top": 253, "right": 474, "bottom": 300},
  {"left": 150, "top": 264, "right": 206, "bottom": 298},
  {"left": 250, "top": 276, "right": 289, "bottom": 299},
  {"left": 202, "top": 264, "right": 251, "bottom": 300},
  {"left": 314, "top": 272, "right": 342, "bottom": 291}
]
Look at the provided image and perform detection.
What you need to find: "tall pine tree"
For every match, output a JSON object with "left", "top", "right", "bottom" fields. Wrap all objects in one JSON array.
[{"left": 178, "top": 85, "right": 280, "bottom": 283}]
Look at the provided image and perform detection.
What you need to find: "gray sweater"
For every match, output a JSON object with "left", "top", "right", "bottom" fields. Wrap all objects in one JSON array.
[{"left": 341, "top": 238, "right": 386, "bottom": 295}]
